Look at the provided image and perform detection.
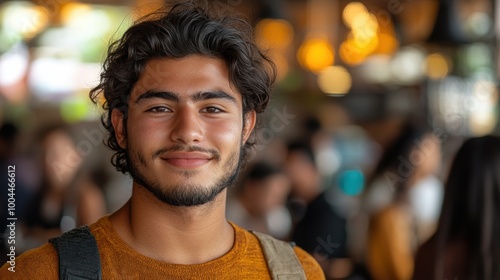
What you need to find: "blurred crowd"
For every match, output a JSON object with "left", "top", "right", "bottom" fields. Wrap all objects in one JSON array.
[{"left": 1, "top": 104, "right": 499, "bottom": 279}]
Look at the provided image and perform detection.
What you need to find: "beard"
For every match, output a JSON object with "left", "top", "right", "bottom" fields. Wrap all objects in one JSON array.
[{"left": 127, "top": 144, "right": 243, "bottom": 207}]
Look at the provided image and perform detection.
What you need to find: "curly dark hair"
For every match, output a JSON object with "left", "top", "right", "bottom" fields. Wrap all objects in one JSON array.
[{"left": 89, "top": 1, "right": 276, "bottom": 174}]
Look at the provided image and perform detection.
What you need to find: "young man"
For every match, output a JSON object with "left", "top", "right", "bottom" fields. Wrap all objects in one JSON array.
[{"left": 1, "top": 2, "right": 324, "bottom": 279}]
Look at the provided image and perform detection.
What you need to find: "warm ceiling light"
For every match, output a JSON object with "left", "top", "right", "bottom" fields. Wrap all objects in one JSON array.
[
  {"left": 297, "top": 38, "right": 334, "bottom": 73},
  {"left": 342, "top": 2, "right": 368, "bottom": 28},
  {"left": 317, "top": 65, "right": 352, "bottom": 95}
]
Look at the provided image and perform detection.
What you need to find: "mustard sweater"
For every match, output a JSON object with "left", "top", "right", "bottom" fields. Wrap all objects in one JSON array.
[
  {"left": 2, "top": 216, "right": 324, "bottom": 279},
  {"left": 367, "top": 206, "right": 414, "bottom": 280}
]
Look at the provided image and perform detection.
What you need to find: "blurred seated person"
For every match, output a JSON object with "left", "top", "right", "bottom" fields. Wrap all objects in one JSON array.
[
  {"left": 227, "top": 161, "right": 291, "bottom": 239},
  {"left": 285, "top": 141, "right": 350, "bottom": 278},
  {"left": 366, "top": 124, "right": 442, "bottom": 280},
  {"left": 21, "top": 124, "right": 107, "bottom": 249},
  {"left": 365, "top": 123, "right": 443, "bottom": 242},
  {"left": 413, "top": 135, "right": 500, "bottom": 280}
]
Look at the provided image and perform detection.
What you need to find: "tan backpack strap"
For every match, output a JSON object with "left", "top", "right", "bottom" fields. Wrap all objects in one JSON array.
[{"left": 252, "top": 231, "right": 307, "bottom": 280}]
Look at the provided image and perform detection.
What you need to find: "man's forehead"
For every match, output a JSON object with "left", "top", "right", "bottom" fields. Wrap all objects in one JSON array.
[
  {"left": 131, "top": 55, "right": 241, "bottom": 101},
  {"left": 139, "top": 55, "right": 228, "bottom": 79}
]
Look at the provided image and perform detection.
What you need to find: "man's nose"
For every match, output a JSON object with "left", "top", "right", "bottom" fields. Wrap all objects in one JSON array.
[{"left": 169, "top": 107, "right": 204, "bottom": 144}]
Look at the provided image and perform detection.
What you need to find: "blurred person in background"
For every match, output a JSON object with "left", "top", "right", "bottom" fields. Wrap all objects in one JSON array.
[
  {"left": 413, "top": 135, "right": 500, "bottom": 280},
  {"left": 20, "top": 124, "right": 107, "bottom": 248},
  {"left": 227, "top": 161, "right": 292, "bottom": 239},
  {"left": 366, "top": 123, "right": 442, "bottom": 280},
  {"left": 286, "top": 140, "right": 351, "bottom": 278}
]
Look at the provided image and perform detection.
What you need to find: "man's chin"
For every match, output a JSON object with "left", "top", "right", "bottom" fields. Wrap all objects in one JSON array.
[{"left": 140, "top": 182, "right": 227, "bottom": 207}]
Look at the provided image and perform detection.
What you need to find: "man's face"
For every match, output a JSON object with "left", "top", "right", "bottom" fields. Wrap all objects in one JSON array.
[{"left": 111, "top": 55, "right": 256, "bottom": 207}]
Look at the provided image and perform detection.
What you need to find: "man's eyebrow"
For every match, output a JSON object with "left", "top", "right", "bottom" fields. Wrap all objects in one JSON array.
[
  {"left": 135, "top": 90, "right": 179, "bottom": 104},
  {"left": 191, "top": 90, "right": 237, "bottom": 104}
]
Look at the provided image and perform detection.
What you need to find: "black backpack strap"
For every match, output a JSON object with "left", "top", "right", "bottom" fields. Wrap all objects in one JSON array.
[
  {"left": 251, "top": 231, "right": 307, "bottom": 280},
  {"left": 49, "top": 226, "right": 102, "bottom": 280}
]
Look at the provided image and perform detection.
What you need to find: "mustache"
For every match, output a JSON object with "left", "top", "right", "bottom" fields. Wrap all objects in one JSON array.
[{"left": 152, "top": 145, "right": 221, "bottom": 161}]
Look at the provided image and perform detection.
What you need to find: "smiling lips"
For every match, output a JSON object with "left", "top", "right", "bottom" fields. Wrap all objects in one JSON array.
[{"left": 161, "top": 152, "right": 212, "bottom": 168}]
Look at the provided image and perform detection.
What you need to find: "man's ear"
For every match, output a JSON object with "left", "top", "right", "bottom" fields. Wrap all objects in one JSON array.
[
  {"left": 111, "top": 109, "right": 126, "bottom": 149},
  {"left": 242, "top": 110, "right": 256, "bottom": 144}
]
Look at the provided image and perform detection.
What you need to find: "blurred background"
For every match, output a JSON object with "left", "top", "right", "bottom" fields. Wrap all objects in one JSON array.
[{"left": 0, "top": 0, "right": 499, "bottom": 279}]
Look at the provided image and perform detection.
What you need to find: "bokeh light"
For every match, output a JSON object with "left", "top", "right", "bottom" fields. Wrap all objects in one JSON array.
[
  {"left": 390, "top": 46, "right": 426, "bottom": 84},
  {"left": 60, "top": 2, "right": 93, "bottom": 26},
  {"left": 1, "top": 2, "right": 49, "bottom": 40},
  {"left": 342, "top": 2, "right": 368, "bottom": 28},
  {"left": 464, "top": 12, "right": 493, "bottom": 38},
  {"left": 424, "top": 53, "right": 451, "bottom": 80},
  {"left": 339, "top": 39, "right": 369, "bottom": 66},
  {"left": 469, "top": 80, "right": 498, "bottom": 136},
  {"left": 340, "top": 2, "right": 399, "bottom": 66},
  {"left": 359, "top": 55, "right": 392, "bottom": 84},
  {"left": 351, "top": 12, "right": 379, "bottom": 42},
  {"left": 317, "top": 66, "right": 352, "bottom": 95},
  {"left": 60, "top": 95, "right": 92, "bottom": 123},
  {"left": 338, "top": 169, "right": 365, "bottom": 196},
  {"left": 297, "top": 38, "right": 335, "bottom": 73},
  {"left": 469, "top": 110, "right": 496, "bottom": 136},
  {"left": 374, "top": 33, "right": 398, "bottom": 55}
]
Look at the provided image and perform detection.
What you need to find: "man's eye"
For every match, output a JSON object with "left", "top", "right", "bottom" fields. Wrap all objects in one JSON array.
[
  {"left": 203, "top": 107, "right": 223, "bottom": 113},
  {"left": 147, "top": 107, "right": 171, "bottom": 113}
]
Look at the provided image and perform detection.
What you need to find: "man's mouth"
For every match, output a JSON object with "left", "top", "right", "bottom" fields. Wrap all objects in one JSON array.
[{"left": 160, "top": 152, "right": 212, "bottom": 168}]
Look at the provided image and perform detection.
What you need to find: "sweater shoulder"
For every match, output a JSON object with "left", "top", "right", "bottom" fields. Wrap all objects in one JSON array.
[
  {"left": 0, "top": 243, "right": 58, "bottom": 279},
  {"left": 0, "top": 218, "right": 109, "bottom": 280},
  {"left": 294, "top": 246, "right": 325, "bottom": 279}
]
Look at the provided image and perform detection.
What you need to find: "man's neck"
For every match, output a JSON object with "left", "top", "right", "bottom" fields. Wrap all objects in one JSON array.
[{"left": 109, "top": 184, "right": 234, "bottom": 265}]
